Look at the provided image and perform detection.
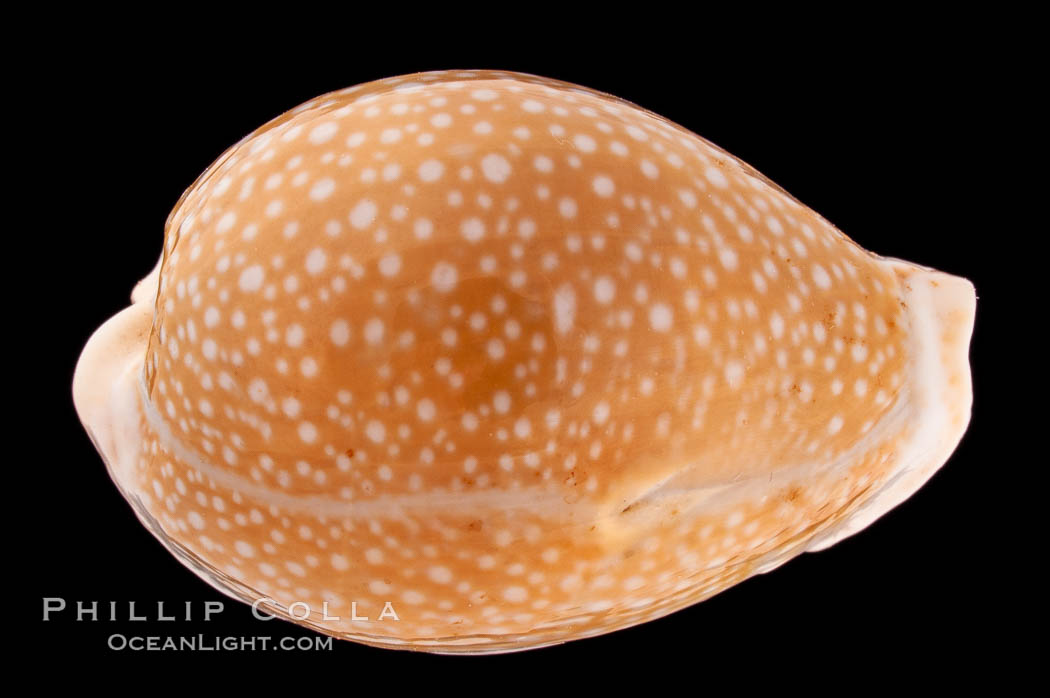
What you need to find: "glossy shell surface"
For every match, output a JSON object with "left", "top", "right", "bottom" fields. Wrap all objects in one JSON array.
[{"left": 73, "top": 70, "right": 975, "bottom": 653}]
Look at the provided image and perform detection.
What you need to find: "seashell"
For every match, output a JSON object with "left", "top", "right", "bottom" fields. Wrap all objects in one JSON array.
[{"left": 73, "top": 69, "right": 975, "bottom": 653}]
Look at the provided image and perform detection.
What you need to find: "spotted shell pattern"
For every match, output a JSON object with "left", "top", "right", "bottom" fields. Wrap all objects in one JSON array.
[{"left": 73, "top": 70, "right": 975, "bottom": 652}]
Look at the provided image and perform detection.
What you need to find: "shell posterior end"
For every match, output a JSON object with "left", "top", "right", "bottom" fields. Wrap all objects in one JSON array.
[{"left": 806, "top": 261, "right": 976, "bottom": 551}]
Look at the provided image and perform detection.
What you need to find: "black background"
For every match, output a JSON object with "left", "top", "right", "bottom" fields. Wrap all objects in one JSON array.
[{"left": 21, "top": 18, "right": 1020, "bottom": 680}]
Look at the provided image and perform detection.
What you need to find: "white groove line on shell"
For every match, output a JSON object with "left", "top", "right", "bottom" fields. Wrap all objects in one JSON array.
[
  {"left": 136, "top": 357, "right": 916, "bottom": 525},
  {"left": 137, "top": 369, "right": 587, "bottom": 520}
]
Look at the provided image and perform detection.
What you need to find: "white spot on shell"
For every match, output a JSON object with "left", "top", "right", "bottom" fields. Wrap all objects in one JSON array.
[
  {"left": 481, "top": 154, "right": 511, "bottom": 183},
  {"left": 554, "top": 284, "right": 576, "bottom": 334},
  {"left": 378, "top": 253, "right": 402, "bottom": 277},
  {"left": 309, "top": 122, "right": 337, "bottom": 144},
  {"left": 330, "top": 320, "right": 351, "bottom": 346},
  {"left": 725, "top": 361, "right": 745, "bottom": 389},
  {"left": 364, "top": 318, "right": 384, "bottom": 345},
  {"left": 705, "top": 166, "right": 729, "bottom": 188},
  {"left": 298, "top": 422, "right": 318, "bottom": 443},
  {"left": 417, "top": 399, "right": 436, "bottom": 422},
  {"left": 431, "top": 262, "right": 458, "bottom": 292},
  {"left": 812, "top": 264, "right": 832, "bottom": 289},
  {"left": 594, "top": 277, "right": 615, "bottom": 304},
  {"left": 350, "top": 199, "right": 378, "bottom": 229},
  {"left": 305, "top": 248, "right": 326, "bottom": 275},
  {"left": 461, "top": 217, "right": 485, "bottom": 242},
  {"left": 238, "top": 266, "right": 264, "bottom": 292},
  {"left": 592, "top": 175, "right": 615, "bottom": 197},
  {"left": 649, "top": 303, "right": 673, "bottom": 332},
  {"left": 418, "top": 159, "right": 444, "bottom": 182},
  {"left": 309, "top": 177, "right": 335, "bottom": 201},
  {"left": 366, "top": 420, "right": 386, "bottom": 443}
]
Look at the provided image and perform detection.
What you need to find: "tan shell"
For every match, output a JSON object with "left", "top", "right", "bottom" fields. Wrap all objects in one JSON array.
[{"left": 73, "top": 69, "right": 975, "bottom": 653}]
